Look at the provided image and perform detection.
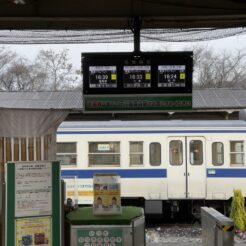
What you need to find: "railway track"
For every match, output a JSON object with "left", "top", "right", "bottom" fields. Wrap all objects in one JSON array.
[
  {"left": 145, "top": 223, "right": 245, "bottom": 245},
  {"left": 146, "top": 223, "right": 202, "bottom": 245}
]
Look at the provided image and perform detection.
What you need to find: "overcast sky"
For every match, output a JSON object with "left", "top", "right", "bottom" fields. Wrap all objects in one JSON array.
[{"left": 3, "top": 33, "right": 246, "bottom": 70}]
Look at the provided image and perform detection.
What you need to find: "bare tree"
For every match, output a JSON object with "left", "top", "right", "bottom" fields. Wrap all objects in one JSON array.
[
  {"left": 34, "top": 49, "right": 81, "bottom": 90},
  {"left": 3, "top": 45, "right": 245, "bottom": 91},
  {"left": 0, "top": 47, "right": 42, "bottom": 91},
  {"left": 0, "top": 57, "right": 38, "bottom": 91},
  {"left": 0, "top": 47, "right": 82, "bottom": 91},
  {"left": 191, "top": 46, "right": 246, "bottom": 88},
  {"left": 0, "top": 46, "right": 16, "bottom": 73},
  {"left": 0, "top": 46, "right": 18, "bottom": 90}
]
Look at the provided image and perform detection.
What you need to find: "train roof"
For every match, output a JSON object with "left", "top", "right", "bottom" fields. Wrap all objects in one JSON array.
[{"left": 59, "top": 120, "right": 246, "bottom": 129}]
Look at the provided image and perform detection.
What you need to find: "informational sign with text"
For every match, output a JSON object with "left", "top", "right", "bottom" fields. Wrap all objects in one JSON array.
[
  {"left": 15, "top": 162, "right": 52, "bottom": 217},
  {"left": 5, "top": 161, "right": 61, "bottom": 246}
]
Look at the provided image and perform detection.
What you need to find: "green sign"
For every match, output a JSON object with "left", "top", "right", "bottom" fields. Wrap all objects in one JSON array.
[
  {"left": 5, "top": 161, "right": 61, "bottom": 246},
  {"left": 84, "top": 94, "right": 192, "bottom": 112},
  {"left": 76, "top": 228, "right": 123, "bottom": 246}
]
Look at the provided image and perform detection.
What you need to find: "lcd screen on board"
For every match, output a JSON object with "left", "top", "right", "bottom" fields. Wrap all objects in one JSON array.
[
  {"left": 83, "top": 52, "right": 193, "bottom": 95},
  {"left": 89, "top": 66, "right": 117, "bottom": 88},
  {"left": 123, "top": 65, "right": 151, "bottom": 88},
  {"left": 158, "top": 65, "right": 186, "bottom": 88}
]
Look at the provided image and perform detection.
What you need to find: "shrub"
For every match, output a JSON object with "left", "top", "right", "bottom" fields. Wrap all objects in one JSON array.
[{"left": 230, "top": 189, "right": 246, "bottom": 231}]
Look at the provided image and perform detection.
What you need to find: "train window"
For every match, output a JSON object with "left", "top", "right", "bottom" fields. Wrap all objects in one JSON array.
[
  {"left": 190, "top": 140, "right": 203, "bottom": 165},
  {"left": 149, "top": 142, "right": 161, "bottom": 166},
  {"left": 169, "top": 140, "right": 183, "bottom": 165},
  {"left": 212, "top": 142, "right": 224, "bottom": 166},
  {"left": 57, "top": 142, "right": 77, "bottom": 166},
  {"left": 130, "top": 141, "right": 143, "bottom": 165},
  {"left": 230, "top": 141, "right": 244, "bottom": 166},
  {"left": 89, "top": 142, "right": 120, "bottom": 166}
]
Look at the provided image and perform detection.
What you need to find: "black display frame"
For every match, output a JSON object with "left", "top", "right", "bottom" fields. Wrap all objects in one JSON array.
[{"left": 82, "top": 52, "right": 193, "bottom": 95}]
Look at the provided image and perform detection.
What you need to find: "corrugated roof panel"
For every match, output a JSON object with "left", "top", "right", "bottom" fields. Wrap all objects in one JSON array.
[
  {"left": 231, "top": 90, "right": 246, "bottom": 107},
  {"left": 214, "top": 90, "right": 239, "bottom": 107},
  {"left": 30, "top": 92, "right": 52, "bottom": 100},
  {"left": 28, "top": 100, "right": 46, "bottom": 108},
  {"left": 192, "top": 90, "right": 207, "bottom": 108},
  {"left": 0, "top": 100, "right": 15, "bottom": 108},
  {"left": 0, "top": 89, "right": 245, "bottom": 110},
  {"left": 0, "top": 91, "right": 83, "bottom": 110},
  {"left": 198, "top": 90, "right": 224, "bottom": 108}
]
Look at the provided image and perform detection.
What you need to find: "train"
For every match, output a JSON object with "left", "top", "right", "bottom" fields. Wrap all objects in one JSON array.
[{"left": 57, "top": 114, "right": 246, "bottom": 219}]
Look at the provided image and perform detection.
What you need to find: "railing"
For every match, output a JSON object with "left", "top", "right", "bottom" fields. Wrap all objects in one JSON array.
[{"left": 201, "top": 207, "right": 234, "bottom": 246}]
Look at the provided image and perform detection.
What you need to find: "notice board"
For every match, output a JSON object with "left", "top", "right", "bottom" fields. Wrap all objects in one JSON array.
[{"left": 5, "top": 161, "right": 61, "bottom": 246}]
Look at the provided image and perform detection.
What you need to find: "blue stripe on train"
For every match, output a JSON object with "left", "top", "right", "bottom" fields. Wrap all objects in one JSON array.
[
  {"left": 61, "top": 169, "right": 167, "bottom": 178},
  {"left": 207, "top": 168, "right": 246, "bottom": 178},
  {"left": 57, "top": 130, "right": 246, "bottom": 135},
  {"left": 61, "top": 168, "right": 246, "bottom": 178}
]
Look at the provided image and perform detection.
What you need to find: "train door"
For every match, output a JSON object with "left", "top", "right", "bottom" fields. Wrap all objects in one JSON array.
[
  {"left": 167, "top": 137, "right": 206, "bottom": 199},
  {"left": 167, "top": 137, "right": 186, "bottom": 199}
]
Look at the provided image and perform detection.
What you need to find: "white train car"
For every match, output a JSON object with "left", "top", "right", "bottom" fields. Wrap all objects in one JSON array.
[{"left": 57, "top": 119, "right": 246, "bottom": 217}]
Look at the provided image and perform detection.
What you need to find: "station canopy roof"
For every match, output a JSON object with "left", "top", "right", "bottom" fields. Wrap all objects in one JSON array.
[
  {"left": 0, "top": 91, "right": 72, "bottom": 137},
  {"left": 0, "top": 0, "right": 246, "bottom": 44},
  {"left": 0, "top": 89, "right": 246, "bottom": 111},
  {"left": 0, "top": 0, "right": 246, "bottom": 30},
  {"left": 0, "top": 91, "right": 82, "bottom": 110}
]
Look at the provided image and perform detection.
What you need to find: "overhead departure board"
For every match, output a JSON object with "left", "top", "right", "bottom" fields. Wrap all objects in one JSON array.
[
  {"left": 123, "top": 65, "right": 151, "bottom": 88},
  {"left": 158, "top": 65, "right": 186, "bottom": 88},
  {"left": 89, "top": 66, "right": 117, "bottom": 88},
  {"left": 82, "top": 52, "right": 193, "bottom": 112}
]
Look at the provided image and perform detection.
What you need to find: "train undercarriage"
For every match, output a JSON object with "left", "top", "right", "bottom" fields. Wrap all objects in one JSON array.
[{"left": 121, "top": 198, "right": 232, "bottom": 222}]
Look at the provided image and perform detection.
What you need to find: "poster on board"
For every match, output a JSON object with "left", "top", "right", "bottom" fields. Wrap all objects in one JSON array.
[
  {"left": 93, "top": 174, "right": 121, "bottom": 215},
  {"left": 16, "top": 216, "right": 51, "bottom": 246}
]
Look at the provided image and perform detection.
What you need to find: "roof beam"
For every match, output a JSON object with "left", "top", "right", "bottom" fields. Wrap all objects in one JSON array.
[
  {"left": 0, "top": 15, "right": 246, "bottom": 30},
  {"left": 0, "top": 0, "right": 246, "bottom": 29}
]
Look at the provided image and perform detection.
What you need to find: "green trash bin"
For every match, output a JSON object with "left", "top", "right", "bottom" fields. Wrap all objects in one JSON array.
[{"left": 66, "top": 206, "right": 145, "bottom": 246}]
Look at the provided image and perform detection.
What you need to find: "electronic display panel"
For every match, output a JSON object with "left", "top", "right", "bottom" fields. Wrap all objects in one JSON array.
[
  {"left": 82, "top": 52, "right": 193, "bottom": 111},
  {"left": 82, "top": 52, "right": 193, "bottom": 95},
  {"left": 158, "top": 65, "right": 186, "bottom": 88},
  {"left": 89, "top": 66, "right": 117, "bottom": 88},
  {"left": 123, "top": 65, "right": 151, "bottom": 88}
]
